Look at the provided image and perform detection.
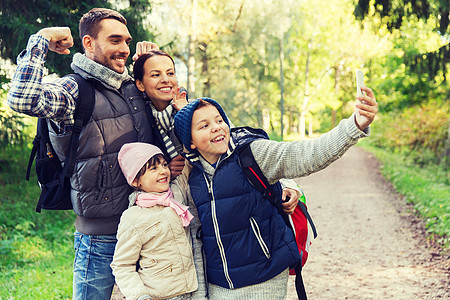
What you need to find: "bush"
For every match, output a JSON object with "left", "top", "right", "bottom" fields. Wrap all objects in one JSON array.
[
  {"left": 0, "top": 96, "right": 35, "bottom": 148},
  {"left": 369, "top": 101, "right": 449, "bottom": 166}
]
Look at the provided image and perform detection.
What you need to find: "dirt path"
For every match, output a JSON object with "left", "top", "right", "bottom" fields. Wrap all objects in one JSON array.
[{"left": 287, "top": 146, "right": 449, "bottom": 299}]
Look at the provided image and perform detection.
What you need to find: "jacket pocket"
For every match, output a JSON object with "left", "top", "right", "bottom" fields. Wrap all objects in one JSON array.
[
  {"left": 250, "top": 217, "right": 271, "bottom": 259},
  {"left": 144, "top": 262, "right": 174, "bottom": 276},
  {"left": 145, "top": 221, "right": 160, "bottom": 232}
]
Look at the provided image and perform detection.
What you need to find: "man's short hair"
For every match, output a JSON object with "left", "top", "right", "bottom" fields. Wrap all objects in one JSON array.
[{"left": 79, "top": 8, "right": 127, "bottom": 41}]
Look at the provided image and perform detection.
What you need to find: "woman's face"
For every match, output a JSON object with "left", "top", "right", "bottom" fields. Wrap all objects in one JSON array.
[{"left": 136, "top": 55, "right": 178, "bottom": 111}]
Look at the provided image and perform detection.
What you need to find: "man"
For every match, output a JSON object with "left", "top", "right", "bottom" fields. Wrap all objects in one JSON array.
[{"left": 7, "top": 8, "right": 159, "bottom": 299}]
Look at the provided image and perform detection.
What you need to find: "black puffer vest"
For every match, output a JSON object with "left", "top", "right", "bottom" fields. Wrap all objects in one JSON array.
[{"left": 49, "top": 78, "right": 155, "bottom": 234}]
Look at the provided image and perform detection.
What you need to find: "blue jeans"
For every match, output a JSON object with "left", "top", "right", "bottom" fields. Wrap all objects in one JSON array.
[{"left": 73, "top": 231, "right": 117, "bottom": 300}]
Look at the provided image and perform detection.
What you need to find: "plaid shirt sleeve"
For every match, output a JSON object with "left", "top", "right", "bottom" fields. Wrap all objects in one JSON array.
[{"left": 7, "top": 34, "right": 78, "bottom": 129}]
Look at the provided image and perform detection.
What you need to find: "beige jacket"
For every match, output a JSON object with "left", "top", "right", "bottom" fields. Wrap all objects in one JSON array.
[{"left": 111, "top": 166, "right": 198, "bottom": 300}]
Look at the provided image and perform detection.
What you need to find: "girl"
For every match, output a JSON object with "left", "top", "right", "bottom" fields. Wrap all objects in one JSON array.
[
  {"left": 111, "top": 142, "right": 197, "bottom": 300},
  {"left": 173, "top": 92, "right": 377, "bottom": 299}
]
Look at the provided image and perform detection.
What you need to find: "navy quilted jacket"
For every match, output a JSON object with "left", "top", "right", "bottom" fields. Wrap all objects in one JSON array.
[{"left": 187, "top": 129, "right": 300, "bottom": 289}]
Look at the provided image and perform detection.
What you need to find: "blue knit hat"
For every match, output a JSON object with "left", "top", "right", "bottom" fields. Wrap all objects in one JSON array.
[{"left": 174, "top": 97, "right": 230, "bottom": 151}]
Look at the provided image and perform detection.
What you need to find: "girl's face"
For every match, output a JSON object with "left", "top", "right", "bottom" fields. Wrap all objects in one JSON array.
[
  {"left": 136, "top": 55, "right": 178, "bottom": 111},
  {"left": 190, "top": 105, "right": 230, "bottom": 164},
  {"left": 132, "top": 158, "right": 171, "bottom": 193}
]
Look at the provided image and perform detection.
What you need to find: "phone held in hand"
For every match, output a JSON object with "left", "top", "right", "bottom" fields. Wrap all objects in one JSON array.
[{"left": 356, "top": 69, "right": 366, "bottom": 103}]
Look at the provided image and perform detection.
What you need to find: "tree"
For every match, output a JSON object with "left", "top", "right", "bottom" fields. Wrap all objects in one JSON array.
[
  {"left": 354, "top": 0, "right": 449, "bottom": 81},
  {"left": 354, "top": 0, "right": 450, "bottom": 165},
  {"left": 0, "top": 0, "right": 154, "bottom": 76}
]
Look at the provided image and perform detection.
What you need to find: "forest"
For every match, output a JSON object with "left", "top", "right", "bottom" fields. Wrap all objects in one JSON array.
[{"left": 0, "top": 0, "right": 448, "bottom": 298}]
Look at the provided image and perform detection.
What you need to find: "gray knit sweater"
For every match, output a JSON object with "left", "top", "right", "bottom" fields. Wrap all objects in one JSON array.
[{"left": 251, "top": 112, "right": 368, "bottom": 184}]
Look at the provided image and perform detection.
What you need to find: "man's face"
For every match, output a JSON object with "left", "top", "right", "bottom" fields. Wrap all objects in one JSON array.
[
  {"left": 190, "top": 105, "right": 230, "bottom": 164},
  {"left": 88, "top": 18, "right": 131, "bottom": 74}
]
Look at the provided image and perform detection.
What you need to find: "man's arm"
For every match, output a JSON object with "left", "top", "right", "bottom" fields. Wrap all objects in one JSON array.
[{"left": 7, "top": 28, "right": 78, "bottom": 130}]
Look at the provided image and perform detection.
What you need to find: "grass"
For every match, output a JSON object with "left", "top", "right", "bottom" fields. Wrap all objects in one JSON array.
[
  {"left": 358, "top": 140, "right": 450, "bottom": 247},
  {"left": 0, "top": 143, "right": 75, "bottom": 299}
]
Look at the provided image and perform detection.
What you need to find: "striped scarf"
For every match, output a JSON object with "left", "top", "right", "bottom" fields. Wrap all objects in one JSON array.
[{"left": 150, "top": 102, "right": 183, "bottom": 159}]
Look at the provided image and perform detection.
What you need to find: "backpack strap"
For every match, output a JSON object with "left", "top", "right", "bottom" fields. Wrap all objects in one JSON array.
[
  {"left": 298, "top": 201, "right": 318, "bottom": 239},
  {"left": 60, "top": 74, "right": 95, "bottom": 181},
  {"left": 238, "top": 143, "right": 279, "bottom": 205},
  {"left": 26, "top": 119, "right": 46, "bottom": 181}
]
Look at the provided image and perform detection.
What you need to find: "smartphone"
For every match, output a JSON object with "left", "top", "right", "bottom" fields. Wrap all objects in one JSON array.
[{"left": 356, "top": 69, "right": 365, "bottom": 97}]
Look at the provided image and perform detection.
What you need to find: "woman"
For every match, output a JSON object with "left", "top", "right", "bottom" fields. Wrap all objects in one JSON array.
[
  {"left": 134, "top": 51, "right": 188, "bottom": 179},
  {"left": 133, "top": 50, "right": 305, "bottom": 299}
]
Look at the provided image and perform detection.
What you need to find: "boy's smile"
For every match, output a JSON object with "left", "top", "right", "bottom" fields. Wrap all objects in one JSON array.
[{"left": 190, "top": 105, "right": 230, "bottom": 164}]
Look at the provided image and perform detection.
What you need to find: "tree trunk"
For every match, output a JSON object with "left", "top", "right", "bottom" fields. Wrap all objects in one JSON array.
[
  {"left": 300, "top": 41, "right": 312, "bottom": 138},
  {"left": 332, "top": 65, "right": 341, "bottom": 128},
  {"left": 256, "top": 82, "right": 263, "bottom": 128},
  {"left": 279, "top": 37, "right": 285, "bottom": 140},
  {"left": 187, "top": 35, "right": 196, "bottom": 98},
  {"left": 443, "top": 113, "right": 450, "bottom": 167},
  {"left": 199, "top": 42, "right": 210, "bottom": 97},
  {"left": 187, "top": 0, "right": 197, "bottom": 99},
  {"left": 299, "top": 112, "right": 306, "bottom": 139}
]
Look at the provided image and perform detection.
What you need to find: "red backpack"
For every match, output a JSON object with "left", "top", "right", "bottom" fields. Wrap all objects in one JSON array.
[{"left": 238, "top": 140, "right": 317, "bottom": 300}]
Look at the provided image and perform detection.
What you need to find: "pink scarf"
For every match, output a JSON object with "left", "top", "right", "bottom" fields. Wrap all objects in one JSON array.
[{"left": 135, "top": 189, "right": 193, "bottom": 227}]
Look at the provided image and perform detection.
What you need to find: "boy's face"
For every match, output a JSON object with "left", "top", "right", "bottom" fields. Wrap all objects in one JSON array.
[
  {"left": 85, "top": 18, "right": 132, "bottom": 74},
  {"left": 132, "top": 159, "right": 170, "bottom": 193},
  {"left": 190, "top": 105, "right": 230, "bottom": 164},
  {"left": 136, "top": 55, "right": 178, "bottom": 111}
]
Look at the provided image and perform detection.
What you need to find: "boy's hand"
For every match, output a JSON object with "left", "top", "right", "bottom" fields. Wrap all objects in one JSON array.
[
  {"left": 355, "top": 86, "right": 378, "bottom": 131},
  {"left": 282, "top": 187, "right": 300, "bottom": 215},
  {"left": 133, "top": 41, "right": 159, "bottom": 61},
  {"left": 37, "top": 27, "right": 73, "bottom": 55}
]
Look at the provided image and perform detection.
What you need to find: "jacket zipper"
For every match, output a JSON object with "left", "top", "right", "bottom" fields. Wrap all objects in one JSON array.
[
  {"left": 144, "top": 221, "right": 160, "bottom": 232},
  {"left": 149, "top": 262, "right": 173, "bottom": 275},
  {"left": 250, "top": 217, "right": 271, "bottom": 259},
  {"left": 203, "top": 173, "right": 234, "bottom": 289}
]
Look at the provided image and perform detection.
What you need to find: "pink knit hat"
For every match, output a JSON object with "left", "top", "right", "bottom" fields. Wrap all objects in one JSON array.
[{"left": 118, "top": 142, "right": 164, "bottom": 186}]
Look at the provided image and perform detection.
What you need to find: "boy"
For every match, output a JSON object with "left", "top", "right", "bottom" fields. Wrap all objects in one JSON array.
[{"left": 173, "top": 90, "right": 377, "bottom": 298}]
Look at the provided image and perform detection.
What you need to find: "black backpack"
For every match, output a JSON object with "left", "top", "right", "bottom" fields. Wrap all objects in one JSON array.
[
  {"left": 236, "top": 126, "right": 317, "bottom": 300},
  {"left": 25, "top": 74, "right": 95, "bottom": 213}
]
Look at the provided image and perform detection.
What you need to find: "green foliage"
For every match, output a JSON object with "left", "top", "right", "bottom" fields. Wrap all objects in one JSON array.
[
  {"left": 0, "top": 143, "right": 75, "bottom": 298},
  {"left": 0, "top": 0, "right": 111, "bottom": 75},
  {"left": 355, "top": 0, "right": 449, "bottom": 83},
  {"left": 0, "top": 106, "right": 34, "bottom": 148},
  {"left": 361, "top": 142, "right": 450, "bottom": 247},
  {"left": 0, "top": 0, "right": 154, "bottom": 76},
  {"left": 0, "top": 90, "right": 35, "bottom": 147},
  {"left": 354, "top": 0, "right": 448, "bottom": 34},
  {"left": 369, "top": 101, "right": 449, "bottom": 165}
]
